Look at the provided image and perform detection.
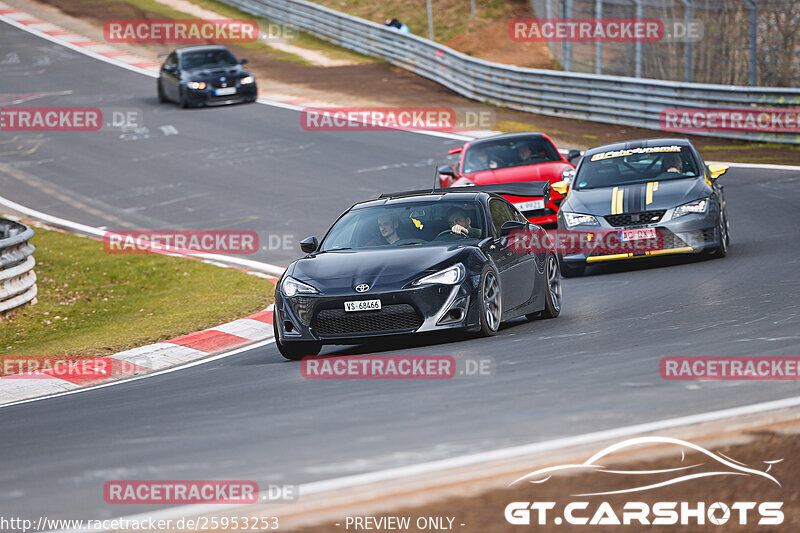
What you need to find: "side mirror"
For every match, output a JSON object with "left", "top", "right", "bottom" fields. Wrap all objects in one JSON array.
[
  {"left": 240, "top": 58, "right": 249, "bottom": 65},
  {"left": 551, "top": 180, "right": 569, "bottom": 195},
  {"left": 300, "top": 236, "right": 318, "bottom": 253},
  {"left": 500, "top": 220, "right": 527, "bottom": 237},
  {"left": 163, "top": 64, "right": 176, "bottom": 73},
  {"left": 566, "top": 149, "right": 582, "bottom": 164},
  {"left": 708, "top": 164, "right": 729, "bottom": 180},
  {"left": 437, "top": 164, "right": 455, "bottom": 177}
]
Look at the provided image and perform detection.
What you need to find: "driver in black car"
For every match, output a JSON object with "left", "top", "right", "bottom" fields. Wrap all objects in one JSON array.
[
  {"left": 446, "top": 207, "right": 481, "bottom": 238},
  {"left": 377, "top": 213, "right": 401, "bottom": 244},
  {"left": 663, "top": 153, "right": 684, "bottom": 174}
]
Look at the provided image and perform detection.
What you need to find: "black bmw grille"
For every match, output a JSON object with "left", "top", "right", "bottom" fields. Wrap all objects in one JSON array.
[
  {"left": 605, "top": 210, "right": 666, "bottom": 227},
  {"left": 314, "top": 304, "right": 422, "bottom": 337}
]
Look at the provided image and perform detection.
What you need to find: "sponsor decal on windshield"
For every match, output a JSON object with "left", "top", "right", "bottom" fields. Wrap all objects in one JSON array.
[{"left": 590, "top": 146, "right": 682, "bottom": 161}]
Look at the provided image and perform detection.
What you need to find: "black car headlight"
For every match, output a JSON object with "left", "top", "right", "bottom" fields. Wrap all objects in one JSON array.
[
  {"left": 414, "top": 263, "right": 465, "bottom": 286},
  {"left": 188, "top": 81, "right": 206, "bottom": 90},
  {"left": 562, "top": 212, "right": 599, "bottom": 227},
  {"left": 240, "top": 76, "right": 255, "bottom": 85},
  {"left": 282, "top": 276, "right": 319, "bottom": 297},
  {"left": 673, "top": 198, "right": 709, "bottom": 218}
]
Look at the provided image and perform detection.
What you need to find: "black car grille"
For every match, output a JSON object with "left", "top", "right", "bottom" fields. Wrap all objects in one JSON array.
[
  {"left": 660, "top": 230, "right": 687, "bottom": 249},
  {"left": 314, "top": 304, "right": 422, "bottom": 337},
  {"left": 605, "top": 210, "right": 666, "bottom": 227}
]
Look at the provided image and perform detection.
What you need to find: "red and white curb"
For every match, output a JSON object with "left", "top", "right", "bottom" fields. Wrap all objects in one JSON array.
[{"left": 0, "top": 306, "right": 275, "bottom": 406}]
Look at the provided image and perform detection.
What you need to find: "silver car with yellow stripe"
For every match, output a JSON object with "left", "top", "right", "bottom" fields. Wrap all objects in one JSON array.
[{"left": 552, "top": 138, "right": 729, "bottom": 276}]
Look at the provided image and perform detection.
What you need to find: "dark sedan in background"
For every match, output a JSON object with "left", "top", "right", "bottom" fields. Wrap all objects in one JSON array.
[
  {"left": 157, "top": 45, "right": 257, "bottom": 107},
  {"left": 553, "top": 138, "right": 730, "bottom": 276},
  {"left": 273, "top": 185, "right": 562, "bottom": 359}
]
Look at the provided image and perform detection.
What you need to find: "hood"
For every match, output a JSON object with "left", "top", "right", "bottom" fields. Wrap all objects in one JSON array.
[
  {"left": 185, "top": 64, "right": 249, "bottom": 80},
  {"left": 565, "top": 177, "right": 710, "bottom": 215},
  {"left": 464, "top": 161, "right": 569, "bottom": 184},
  {"left": 288, "top": 245, "right": 470, "bottom": 294}
]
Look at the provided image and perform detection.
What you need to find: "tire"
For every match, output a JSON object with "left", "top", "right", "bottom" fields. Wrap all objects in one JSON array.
[
  {"left": 178, "top": 87, "right": 189, "bottom": 108},
  {"left": 157, "top": 80, "right": 167, "bottom": 103},
  {"left": 477, "top": 266, "right": 502, "bottom": 336},
  {"left": 709, "top": 213, "right": 729, "bottom": 258},
  {"left": 273, "top": 317, "right": 321, "bottom": 360},
  {"left": 558, "top": 255, "right": 585, "bottom": 277},
  {"left": 539, "top": 254, "right": 562, "bottom": 319}
]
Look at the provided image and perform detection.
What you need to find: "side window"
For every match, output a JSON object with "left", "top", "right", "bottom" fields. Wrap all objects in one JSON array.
[
  {"left": 489, "top": 199, "right": 517, "bottom": 238},
  {"left": 164, "top": 53, "right": 177, "bottom": 69}
]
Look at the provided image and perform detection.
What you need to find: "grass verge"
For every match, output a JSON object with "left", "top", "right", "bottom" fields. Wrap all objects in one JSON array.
[{"left": 0, "top": 226, "right": 274, "bottom": 356}]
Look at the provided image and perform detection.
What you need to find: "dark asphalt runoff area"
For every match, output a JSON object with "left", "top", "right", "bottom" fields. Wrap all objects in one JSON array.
[{"left": 1, "top": 20, "right": 800, "bottom": 527}]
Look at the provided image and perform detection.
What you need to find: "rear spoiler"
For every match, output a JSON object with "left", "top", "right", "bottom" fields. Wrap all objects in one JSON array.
[{"left": 378, "top": 181, "right": 551, "bottom": 206}]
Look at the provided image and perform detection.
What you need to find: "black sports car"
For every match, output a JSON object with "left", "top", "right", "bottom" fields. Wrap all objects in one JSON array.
[
  {"left": 273, "top": 185, "right": 562, "bottom": 360},
  {"left": 553, "top": 138, "right": 730, "bottom": 276},
  {"left": 157, "top": 45, "right": 257, "bottom": 108}
]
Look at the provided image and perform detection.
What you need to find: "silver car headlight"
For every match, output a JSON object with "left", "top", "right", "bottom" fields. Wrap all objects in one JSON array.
[
  {"left": 414, "top": 263, "right": 465, "bottom": 286},
  {"left": 673, "top": 198, "right": 709, "bottom": 218},
  {"left": 282, "top": 276, "right": 319, "bottom": 297},
  {"left": 563, "top": 212, "right": 599, "bottom": 227}
]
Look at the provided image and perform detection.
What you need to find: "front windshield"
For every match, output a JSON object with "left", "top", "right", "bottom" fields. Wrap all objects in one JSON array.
[
  {"left": 181, "top": 50, "right": 239, "bottom": 70},
  {"left": 574, "top": 145, "right": 700, "bottom": 189},
  {"left": 463, "top": 137, "right": 561, "bottom": 174},
  {"left": 320, "top": 200, "right": 486, "bottom": 251}
]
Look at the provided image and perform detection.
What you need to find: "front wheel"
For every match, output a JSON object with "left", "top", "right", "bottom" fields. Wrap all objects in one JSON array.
[
  {"left": 477, "top": 267, "right": 502, "bottom": 336},
  {"left": 709, "top": 214, "right": 729, "bottom": 258},
  {"left": 178, "top": 87, "right": 189, "bottom": 108},
  {"left": 157, "top": 80, "right": 167, "bottom": 103},
  {"left": 273, "top": 318, "right": 321, "bottom": 360},
  {"left": 540, "top": 254, "right": 562, "bottom": 318}
]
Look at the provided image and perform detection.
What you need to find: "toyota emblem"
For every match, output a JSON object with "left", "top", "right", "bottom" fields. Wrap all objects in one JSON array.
[{"left": 355, "top": 284, "right": 370, "bottom": 293}]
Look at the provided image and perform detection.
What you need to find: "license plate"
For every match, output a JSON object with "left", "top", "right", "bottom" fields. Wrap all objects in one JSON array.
[
  {"left": 514, "top": 199, "right": 545, "bottom": 212},
  {"left": 344, "top": 299, "right": 381, "bottom": 312},
  {"left": 619, "top": 228, "right": 657, "bottom": 241},
  {"left": 214, "top": 87, "right": 237, "bottom": 96}
]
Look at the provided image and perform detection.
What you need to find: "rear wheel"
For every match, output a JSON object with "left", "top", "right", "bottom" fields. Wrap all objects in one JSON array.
[
  {"left": 273, "top": 317, "right": 321, "bottom": 360},
  {"left": 478, "top": 267, "right": 501, "bottom": 336}
]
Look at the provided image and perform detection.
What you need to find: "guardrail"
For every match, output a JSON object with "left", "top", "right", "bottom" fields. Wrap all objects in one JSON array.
[
  {"left": 223, "top": 0, "right": 800, "bottom": 144},
  {"left": 0, "top": 219, "right": 37, "bottom": 320}
]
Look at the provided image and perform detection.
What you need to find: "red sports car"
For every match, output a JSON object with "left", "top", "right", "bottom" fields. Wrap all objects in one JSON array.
[{"left": 439, "top": 132, "right": 579, "bottom": 226}]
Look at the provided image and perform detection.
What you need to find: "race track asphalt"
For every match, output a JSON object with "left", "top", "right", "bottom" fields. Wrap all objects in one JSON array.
[{"left": 1, "top": 20, "right": 799, "bottom": 525}]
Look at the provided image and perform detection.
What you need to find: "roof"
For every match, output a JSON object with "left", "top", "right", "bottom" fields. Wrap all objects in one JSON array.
[
  {"left": 583, "top": 138, "right": 692, "bottom": 158},
  {"left": 174, "top": 45, "right": 230, "bottom": 54},
  {"left": 467, "top": 131, "right": 546, "bottom": 148}
]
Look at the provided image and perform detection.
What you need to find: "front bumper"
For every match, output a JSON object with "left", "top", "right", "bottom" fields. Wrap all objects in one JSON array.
[
  {"left": 559, "top": 205, "right": 721, "bottom": 265},
  {"left": 274, "top": 281, "right": 481, "bottom": 345},
  {"left": 185, "top": 83, "right": 257, "bottom": 106}
]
